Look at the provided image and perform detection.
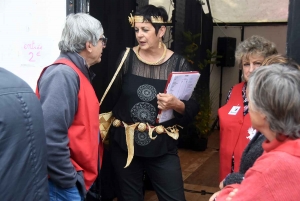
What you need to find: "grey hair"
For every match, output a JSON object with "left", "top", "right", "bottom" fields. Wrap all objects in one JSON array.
[
  {"left": 58, "top": 13, "right": 103, "bottom": 53},
  {"left": 248, "top": 64, "right": 300, "bottom": 139},
  {"left": 236, "top": 35, "right": 277, "bottom": 68}
]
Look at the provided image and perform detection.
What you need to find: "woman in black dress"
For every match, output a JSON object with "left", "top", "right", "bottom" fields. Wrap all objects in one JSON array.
[{"left": 108, "top": 5, "right": 199, "bottom": 201}]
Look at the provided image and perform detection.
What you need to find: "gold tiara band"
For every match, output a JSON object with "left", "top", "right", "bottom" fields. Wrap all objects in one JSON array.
[{"left": 128, "top": 13, "right": 171, "bottom": 27}]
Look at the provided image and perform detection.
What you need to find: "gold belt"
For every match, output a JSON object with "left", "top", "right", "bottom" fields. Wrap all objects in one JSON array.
[{"left": 112, "top": 119, "right": 182, "bottom": 168}]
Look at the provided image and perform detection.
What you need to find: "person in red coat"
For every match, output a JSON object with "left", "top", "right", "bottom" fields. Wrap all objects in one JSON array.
[
  {"left": 211, "top": 63, "right": 300, "bottom": 201},
  {"left": 218, "top": 35, "right": 277, "bottom": 181}
]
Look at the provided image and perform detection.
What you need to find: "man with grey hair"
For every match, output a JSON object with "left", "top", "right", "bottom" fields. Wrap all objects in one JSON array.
[{"left": 36, "top": 13, "right": 106, "bottom": 201}]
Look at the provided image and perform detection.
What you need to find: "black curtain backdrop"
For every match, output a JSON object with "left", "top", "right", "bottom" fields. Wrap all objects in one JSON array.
[
  {"left": 184, "top": 0, "right": 213, "bottom": 90},
  {"left": 287, "top": 0, "right": 300, "bottom": 64},
  {"left": 90, "top": 0, "right": 136, "bottom": 112},
  {"left": 175, "top": 0, "right": 213, "bottom": 148},
  {"left": 89, "top": 0, "right": 213, "bottom": 111},
  {"left": 89, "top": 2, "right": 137, "bottom": 199}
]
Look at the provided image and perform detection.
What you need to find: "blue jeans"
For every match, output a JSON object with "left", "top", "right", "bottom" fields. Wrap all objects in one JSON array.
[{"left": 48, "top": 180, "right": 83, "bottom": 201}]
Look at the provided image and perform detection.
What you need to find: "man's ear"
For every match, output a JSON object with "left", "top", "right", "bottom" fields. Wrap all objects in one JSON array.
[
  {"left": 158, "top": 26, "right": 166, "bottom": 38},
  {"left": 86, "top": 41, "right": 92, "bottom": 53}
]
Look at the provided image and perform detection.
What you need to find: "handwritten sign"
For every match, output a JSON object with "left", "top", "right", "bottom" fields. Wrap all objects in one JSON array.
[
  {"left": 22, "top": 40, "right": 43, "bottom": 63},
  {"left": 0, "top": 0, "right": 65, "bottom": 90}
]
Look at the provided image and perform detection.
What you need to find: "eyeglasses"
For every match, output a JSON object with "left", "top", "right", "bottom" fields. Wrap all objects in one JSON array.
[{"left": 99, "top": 35, "right": 108, "bottom": 47}]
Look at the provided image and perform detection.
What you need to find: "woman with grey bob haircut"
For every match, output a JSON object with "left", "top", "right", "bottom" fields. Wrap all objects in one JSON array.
[
  {"left": 247, "top": 64, "right": 300, "bottom": 139},
  {"left": 59, "top": 13, "right": 104, "bottom": 53},
  {"left": 213, "top": 64, "right": 300, "bottom": 200}
]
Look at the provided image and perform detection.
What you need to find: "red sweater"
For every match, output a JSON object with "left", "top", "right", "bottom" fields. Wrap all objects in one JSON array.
[{"left": 216, "top": 137, "right": 300, "bottom": 201}]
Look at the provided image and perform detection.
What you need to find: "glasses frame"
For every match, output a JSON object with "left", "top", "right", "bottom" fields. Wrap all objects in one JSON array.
[{"left": 99, "top": 35, "right": 108, "bottom": 47}]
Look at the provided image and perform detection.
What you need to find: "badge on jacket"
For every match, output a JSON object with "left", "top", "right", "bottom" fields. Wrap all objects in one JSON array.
[{"left": 228, "top": 106, "right": 240, "bottom": 115}]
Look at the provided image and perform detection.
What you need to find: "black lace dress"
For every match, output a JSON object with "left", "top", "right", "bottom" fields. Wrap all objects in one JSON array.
[{"left": 110, "top": 49, "right": 199, "bottom": 157}]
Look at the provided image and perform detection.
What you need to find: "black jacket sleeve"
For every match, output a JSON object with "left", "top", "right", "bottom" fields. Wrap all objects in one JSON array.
[{"left": 223, "top": 133, "right": 266, "bottom": 186}]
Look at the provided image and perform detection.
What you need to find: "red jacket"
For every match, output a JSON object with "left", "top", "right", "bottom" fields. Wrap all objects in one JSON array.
[
  {"left": 36, "top": 58, "right": 102, "bottom": 191},
  {"left": 218, "top": 82, "right": 251, "bottom": 181},
  {"left": 216, "top": 137, "right": 300, "bottom": 201}
]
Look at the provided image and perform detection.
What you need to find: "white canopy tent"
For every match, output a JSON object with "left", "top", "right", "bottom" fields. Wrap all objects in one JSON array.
[
  {"left": 208, "top": 0, "right": 289, "bottom": 23},
  {"left": 149, "top": 0, "right": 290, "bottom": 118},
  {"left": 207, "top": 0, "right": 290, "bottom": 118}
]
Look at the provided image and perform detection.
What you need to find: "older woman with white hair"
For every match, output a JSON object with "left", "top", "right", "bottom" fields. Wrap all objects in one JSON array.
[
  {"left": 211, "top": 64, "right": 300, "bottom": 200},
  {"left": 36, "top": 13, "right": 106, "bottom": 201}
]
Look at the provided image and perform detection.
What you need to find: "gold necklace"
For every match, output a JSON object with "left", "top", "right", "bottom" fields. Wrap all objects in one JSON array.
[{"left": 135, "top": 43, "right": 167, "bottom": 65}]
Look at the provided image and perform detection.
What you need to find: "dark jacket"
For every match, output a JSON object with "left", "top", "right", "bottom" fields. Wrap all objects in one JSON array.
[
  {"left": 0, "top": 67, "right": 48, "bottom": 201},
  {"left": 223, "top": 132, "right": 265, "bottom": 186}
]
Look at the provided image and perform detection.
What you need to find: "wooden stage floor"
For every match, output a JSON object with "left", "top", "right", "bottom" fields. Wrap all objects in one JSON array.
[{"left": 144, "top": 130, "right": 220, "bottom": 201}]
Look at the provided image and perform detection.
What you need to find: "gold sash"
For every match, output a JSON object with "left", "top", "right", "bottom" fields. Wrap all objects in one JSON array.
[{"left": 112, "top": 119, "right": 182, "bottom": 168}]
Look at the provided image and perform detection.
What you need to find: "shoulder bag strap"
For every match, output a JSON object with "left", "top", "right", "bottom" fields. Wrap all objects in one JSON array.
[{"left": 99, "top": 47, "right": 130, "bottom": 106}]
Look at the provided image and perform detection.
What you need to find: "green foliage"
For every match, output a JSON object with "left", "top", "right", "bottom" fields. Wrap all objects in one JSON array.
[
  {"left": 193, "top": 86, "right": 213, "bottom": 138},
  {"left": 182, "top": 31, "right": 201, "bottom": 65},
  {"left": 198, "top": 49, "right": 222, "bottom": 71},
  {"left": 182, "top": 31, "right": 221, "bottom": 138}
]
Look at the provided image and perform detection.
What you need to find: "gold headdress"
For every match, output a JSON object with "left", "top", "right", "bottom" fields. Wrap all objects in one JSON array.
[{"left": 128, "top": 13, "right": 170, "bottom": 27}]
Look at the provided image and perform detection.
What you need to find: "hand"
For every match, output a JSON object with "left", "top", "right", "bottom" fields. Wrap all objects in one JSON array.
[
  {"left": 226, "top": 188, "right": 238, "bottom": 201},
  {"left": 219, "top": 179, "right": 224, "bottom": 189},
  {"left": 157, "top": 93, "right": 180, "bottom": 111},
  {"left": 209, "top": 191, "right": 220, "bottom": 201}
]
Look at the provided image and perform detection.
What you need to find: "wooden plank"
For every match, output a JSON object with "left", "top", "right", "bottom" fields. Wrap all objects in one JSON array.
[{"left": 184, "top": 152, "right": 220, "bottom": 187}]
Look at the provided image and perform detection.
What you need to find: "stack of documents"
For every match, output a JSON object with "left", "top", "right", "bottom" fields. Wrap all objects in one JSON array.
[{"left": 157, "top": 71, "right": 200, "bottom": 123}]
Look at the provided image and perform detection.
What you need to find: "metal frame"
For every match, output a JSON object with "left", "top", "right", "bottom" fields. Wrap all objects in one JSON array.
[
  {"left": 66, "top": 0, "right": 90, "bottom": 15},
  {"left": 213, "top": 22, "right": 287, "bottom": 27}
]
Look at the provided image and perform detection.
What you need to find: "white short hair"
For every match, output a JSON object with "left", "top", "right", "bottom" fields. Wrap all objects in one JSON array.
[{"left": 58, "top": 13, "right": 104, "bottom": 53}]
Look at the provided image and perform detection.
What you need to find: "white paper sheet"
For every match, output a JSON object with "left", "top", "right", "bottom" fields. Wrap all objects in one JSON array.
[{"left": 157, "top": 71, "right": 200, "bottom": 123}]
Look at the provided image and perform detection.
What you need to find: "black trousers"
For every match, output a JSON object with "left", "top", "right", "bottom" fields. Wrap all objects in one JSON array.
[{"left": 111, "top": 142, "right": 186, "bottom": 201}]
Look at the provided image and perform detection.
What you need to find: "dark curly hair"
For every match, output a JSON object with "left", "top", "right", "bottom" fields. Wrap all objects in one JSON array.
[{"left": 134, "top": 5, "right": 169, "bottom": 35}]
